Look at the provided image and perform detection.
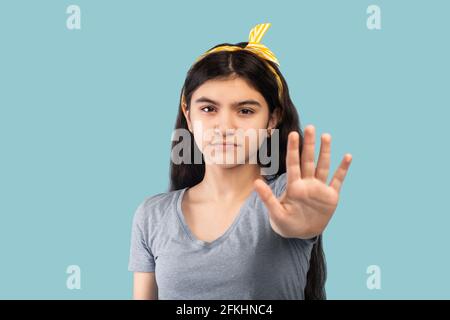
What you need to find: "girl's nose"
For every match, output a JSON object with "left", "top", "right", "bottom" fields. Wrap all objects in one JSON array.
[{"left": 214, "top": 111, "right": 237, "bottom": 135}]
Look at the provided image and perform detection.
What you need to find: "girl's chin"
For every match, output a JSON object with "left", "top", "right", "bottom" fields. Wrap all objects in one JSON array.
[
  {"left": 204, "top": 155, "right": 247, "bottom": 167},
  {"left": 204, "top": 162, "right": 244, "bottom": 168}
]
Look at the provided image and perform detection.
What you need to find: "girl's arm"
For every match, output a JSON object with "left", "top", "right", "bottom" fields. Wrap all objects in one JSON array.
[{"left": 133, "top": 272, "right": 158, "bottom": 300}]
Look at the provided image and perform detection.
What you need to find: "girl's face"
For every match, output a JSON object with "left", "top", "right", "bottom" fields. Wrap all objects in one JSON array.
[{"left": 182, "top": 76, "right": 279, "bottom": 168}]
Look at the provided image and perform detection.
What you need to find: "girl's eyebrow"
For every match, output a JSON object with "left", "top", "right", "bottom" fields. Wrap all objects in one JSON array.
[{"left": 194, "top": 96, "right": 262, "bottom": 108}]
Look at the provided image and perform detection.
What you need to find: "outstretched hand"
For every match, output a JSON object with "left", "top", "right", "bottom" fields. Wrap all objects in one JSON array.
[{"left": 254, "top": 125, "right": 352, "bottom": 239}]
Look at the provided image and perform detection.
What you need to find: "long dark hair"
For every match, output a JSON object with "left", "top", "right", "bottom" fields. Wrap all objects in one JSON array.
[{"left": 168, "top": 42, "right": 326, "bottom": 299}]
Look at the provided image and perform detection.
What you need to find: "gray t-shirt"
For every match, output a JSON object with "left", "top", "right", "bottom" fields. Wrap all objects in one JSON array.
[{"left": 128, "top": 172, "right": 318, "bottom": 299}]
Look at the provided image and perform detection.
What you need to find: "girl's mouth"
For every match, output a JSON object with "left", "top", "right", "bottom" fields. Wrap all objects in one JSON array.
[{"left": 210, "top": 141, "right": 240, "bottom": 147}]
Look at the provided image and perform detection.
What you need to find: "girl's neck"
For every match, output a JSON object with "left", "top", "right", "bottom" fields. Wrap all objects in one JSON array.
[{"left": 198, "top": 164, "right": 263, "bottom": 202}]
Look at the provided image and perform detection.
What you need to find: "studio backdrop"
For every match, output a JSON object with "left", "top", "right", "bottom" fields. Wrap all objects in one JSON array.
[{"left": 0, "top": 0, "right": 449, "bottom": 299}]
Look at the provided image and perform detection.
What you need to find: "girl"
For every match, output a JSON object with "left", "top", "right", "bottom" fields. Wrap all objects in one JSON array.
[{"left": 128, "top": 23, "right": 352, "bottom": 300}]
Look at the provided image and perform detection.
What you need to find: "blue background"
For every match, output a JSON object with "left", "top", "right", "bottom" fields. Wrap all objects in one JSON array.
[{"left": 0, "top": 0, "right": 449, "bottom": 299}]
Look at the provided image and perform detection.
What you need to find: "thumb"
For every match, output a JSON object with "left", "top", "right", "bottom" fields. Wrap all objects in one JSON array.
[{"left": 254, "top": 179, "right": 284, "bottom": 219}]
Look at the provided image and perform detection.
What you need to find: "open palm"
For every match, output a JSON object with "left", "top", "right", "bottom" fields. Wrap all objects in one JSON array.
[{"left": 254, "top": 125, "right": 352, "bottom": 239}]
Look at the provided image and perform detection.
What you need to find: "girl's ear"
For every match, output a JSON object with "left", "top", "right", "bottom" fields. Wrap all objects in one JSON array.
[
  {"left": 267, "top": 107, "right": 281, "bottom": 132},
  {"left": 181, "top": 103, "right": 193, "bottom": 133}
]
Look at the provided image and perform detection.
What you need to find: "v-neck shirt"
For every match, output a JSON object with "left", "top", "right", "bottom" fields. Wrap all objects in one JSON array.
[{"left": 128, "top": 172, "right": 318, "bottom": 299}]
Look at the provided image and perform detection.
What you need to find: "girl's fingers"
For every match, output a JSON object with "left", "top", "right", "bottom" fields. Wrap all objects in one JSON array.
[
  {"left": 286, "top": 131, "right": 301, "bottom": 185},
  {"left": 315, "top": 133, "right": 332, "bottom": 183},
  {"left": 254, "top": 178, "right": 284, "bottom": 218},
  {"left": 329, "top": 154, "right": 353, "bottom": 193},
  {"left": 301, "top": 125, "right": 316, "bottom": 179}
]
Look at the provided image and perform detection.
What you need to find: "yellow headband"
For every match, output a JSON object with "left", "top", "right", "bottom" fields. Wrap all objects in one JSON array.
[
  {"left": 196, "top": 22, "right": 280, "bottom": 66},
  {"left": 182, "top": 23, "right": 283, "bottom": 109}
]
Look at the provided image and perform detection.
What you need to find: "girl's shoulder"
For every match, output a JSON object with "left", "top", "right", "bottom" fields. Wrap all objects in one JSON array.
[{"left": 132, "top": 188, "right": 183, "bottom": 227}]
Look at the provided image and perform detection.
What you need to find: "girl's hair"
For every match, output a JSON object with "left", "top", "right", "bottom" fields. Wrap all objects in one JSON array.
[{"left": 168, "top": 42, "right": 327, "bottom": 300}]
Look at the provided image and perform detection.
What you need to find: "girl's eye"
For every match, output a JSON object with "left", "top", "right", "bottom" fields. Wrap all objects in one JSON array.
[
  {"left": 239, "top": 108, "right": 254, "bottom": 115},
  {"left": 201, "top": 105, "right": 216, "bottom": 113}
]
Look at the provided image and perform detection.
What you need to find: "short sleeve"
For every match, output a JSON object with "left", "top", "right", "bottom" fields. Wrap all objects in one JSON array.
[
  {"left": 273, "top": 172, "right": 319, "bottom": 245},
  {"left": 128, "top": 201, "right": 156, "bottom": 272}
]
